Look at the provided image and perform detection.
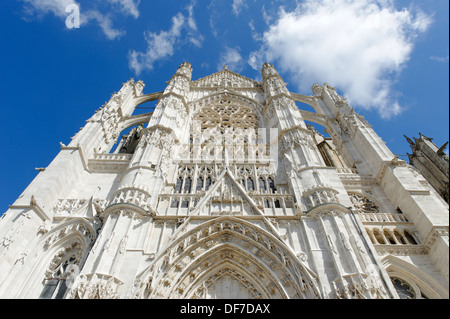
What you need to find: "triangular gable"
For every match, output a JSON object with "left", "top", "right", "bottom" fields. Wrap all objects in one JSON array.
[
  {"left": 134, "top": 215, "right": 320, "bottom": 298},
  {"left": 191, "top": 167, "right": 264, "bottom": 216},
  {"left": 191, "top": 68, "right": 262, "bottom": 89}
]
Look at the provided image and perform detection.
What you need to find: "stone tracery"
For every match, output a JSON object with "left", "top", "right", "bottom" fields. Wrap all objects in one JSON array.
[{"left": 134, "top": 217, "right": 322, "bottom": 299}]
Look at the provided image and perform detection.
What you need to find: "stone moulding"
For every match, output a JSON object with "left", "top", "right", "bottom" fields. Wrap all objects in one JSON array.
[
  {"left": 101, "top": 202, "right": 155, "bottom": 220},
  {"left": 88, "top": 153, "right": 133, "bottom": 173},
  {"left": 133, "top": 216, "right": 322, "bottom": 299}
]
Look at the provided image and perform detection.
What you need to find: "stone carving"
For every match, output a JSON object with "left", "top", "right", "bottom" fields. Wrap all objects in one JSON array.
[
  {"left": 302, "top": 186, "right": 339, "bottom": 210},
  {"left": 349, "top": 193, "right": 380, "bottom": 214},
  {"left": 110, "top": 186, "right": 152, "bottom": 212},
  {"left": 70, "top": 275, "right": 123, "bottom": 299},
  {"left": 192, "top": 68, "right": 261, "bottom": 89},
  {"left": 134, "top": 217, "right": 322, "bottom": 299},
  {"left": 1, "top": 63, "right": 447, "bottom": 300},
  {"left": 53, "top": 199, "right": 87, "bottom": 215}
]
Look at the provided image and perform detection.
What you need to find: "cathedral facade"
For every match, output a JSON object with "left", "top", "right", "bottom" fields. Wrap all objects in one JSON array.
[{"left": 0, "top": 63, "right": 448, "bottom": 299}]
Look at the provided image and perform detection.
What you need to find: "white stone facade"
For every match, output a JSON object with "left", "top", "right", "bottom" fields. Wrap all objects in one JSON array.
[{"left": 0, "top": 63, "right": 448, "bottom": 299}]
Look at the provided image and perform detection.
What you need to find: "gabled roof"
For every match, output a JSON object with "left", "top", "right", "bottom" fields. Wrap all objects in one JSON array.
[{"left": 191, "top": 66, "right": 262, "bottom": 89}]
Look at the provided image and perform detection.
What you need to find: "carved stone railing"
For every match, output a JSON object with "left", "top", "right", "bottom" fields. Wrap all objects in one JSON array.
[
  {"left": 53, "top": 199, "right": 88, "bottom": 216},
  {"left": 358, "top": 212, "right": 410, "bottom": 224},
  {"left": 336, "top": 167, "right": 376, "bottom": 186},
  {"left": 109, "top": 186, "right": 152, "bottom": 212},
  {"left": 336, "top": 167, "right": 358, "bottom": 175},
  {"left": 302, "top": 186, "right": 339, "bottom": 210},
  {"left": 92, "top": 153, "right": 133, "bottom": 161},
  {"left": 250, "top": 192, "right": 296, "bottom": 212},
  {"left": 158, "top": 193, "right": 205, "bottom": 213},
  {"left": 374, "top": 245, "right": 425, "bottom": 256}
]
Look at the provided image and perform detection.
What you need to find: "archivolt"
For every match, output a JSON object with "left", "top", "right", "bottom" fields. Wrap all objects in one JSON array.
[
  {"left": 381, "top": 255, "right": 449, "bottom": 299},
  {"left": 39, "top": 218, "right": 96, "bottom": 251},
  {"left": 135, "top": 217, "right": 322, "bottom": 299},
  {"left": 182, "top": 248, "right": 276, "bottom": 299}
]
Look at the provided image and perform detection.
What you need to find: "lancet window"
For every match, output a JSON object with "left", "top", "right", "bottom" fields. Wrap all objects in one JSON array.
[
  {"left": 169, "top": 165, "right": 216, "bottom": 210},
  {"left": 159, "top": 163, "right": 295, "bottom": 215}
]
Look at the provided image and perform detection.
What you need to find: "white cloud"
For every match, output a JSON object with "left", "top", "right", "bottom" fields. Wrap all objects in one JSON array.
[
  {"left": 129, "top": 3, "right": 203, "bottom": 75},
  {"left": 248, "top": 20, "right": 262, "bottom": 41},
  {"left": 250, "top": 0, "right": 432, "bottom": 118},
  {"left": 430, "top": 55, "right": 449, "bottom": 63},
  {"left": 107, "top": 0, "right": 140, "bottom": 19},
  {"left": 21, "top": 0, "right": 78, "bottom": 19},
  {"left": 232, "top": 0, "right": 246, "bottom": 17},
  {"left": 186, "top": 1, "right": 204, "bottom": 47},
  {"left": 84, "top": 10, "right": 125, "bottom": 40},
  {"left": 248, "top": 50, "right": 264, "bottom": 71},
  {"left": 20, "top": 0, "right": 130, "bottom": 40},
  {"left": 129, "top": 13, "right": 185, "bottom": 75},
  {"left": 218, "top": 47, "right": 244, "bottom": 72}
]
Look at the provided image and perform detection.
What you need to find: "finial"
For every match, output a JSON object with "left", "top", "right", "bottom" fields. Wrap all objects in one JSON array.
[
  {"left": 438, "top": 142, "right": 449, "bottom": 156},
  {"left": 404, "top": 135, "right": 415, "bottom": 147}
]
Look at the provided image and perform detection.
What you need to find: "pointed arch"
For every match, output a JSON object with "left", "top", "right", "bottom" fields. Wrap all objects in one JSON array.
[
  {"left": 176, "top": 245, "right": 280, "bottom": 299},
  {"left": 17, "top": 218, "right": 97, "bottom": 298},
  {"left": 381, "top": 255, "right": 449, "bottom": 299},
  {"left": 135, "top": 216, "right": 322, "bottom": 299},
  {"left": 40, "top": 218, "right": 96, "bottom": 251}
]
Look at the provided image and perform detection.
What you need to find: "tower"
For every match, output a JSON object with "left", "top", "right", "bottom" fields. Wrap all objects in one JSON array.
[
  {"left": 405, "top": 134, "right": 449, "bottom": 204},
  {"left": 0, "top": 63, "right": 448, "bottom": 299}
]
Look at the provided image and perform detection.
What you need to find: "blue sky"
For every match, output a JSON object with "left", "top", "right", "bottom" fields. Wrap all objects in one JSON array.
[{"left": 0, "top": 0, "right": 448, "bottom": 213}]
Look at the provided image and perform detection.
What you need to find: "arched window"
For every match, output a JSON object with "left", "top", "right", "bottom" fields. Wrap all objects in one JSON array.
[
  {"left": 268, "top": 177, "right": 276, "bottom": 193},
  {"left": 259, "top": 178, "right": 267, "bottom": 192},
  {"left": 196, "top": 177, "right": 204, "bottom": 192},
  {"left": 171, "top": 199, "right": 179, "bottom": 208},
  {"left": 40, "top": 251, "right": 80, "bottom": 299},
  {"left": 184, "top": 177, "right": 192, "bottom": 194},
  {"left": 247, "top": 177, "right": 255, "bottom": 191},
  {"left": 175, "top": 177, "right": 183, "bottom": 193},
  {"left": 205, "top": 177, "right": 212, "bottom": 191},
  {"left": 181, "top": 200, "right": 189, "bottom": 208}
]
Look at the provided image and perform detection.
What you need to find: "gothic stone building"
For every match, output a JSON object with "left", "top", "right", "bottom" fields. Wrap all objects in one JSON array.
[
  {"left": 405, "top": 134, "right": 449, "bottom": 205},
  {"left": 0, "top": 63, "right": 448, "bottom": 299}
]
